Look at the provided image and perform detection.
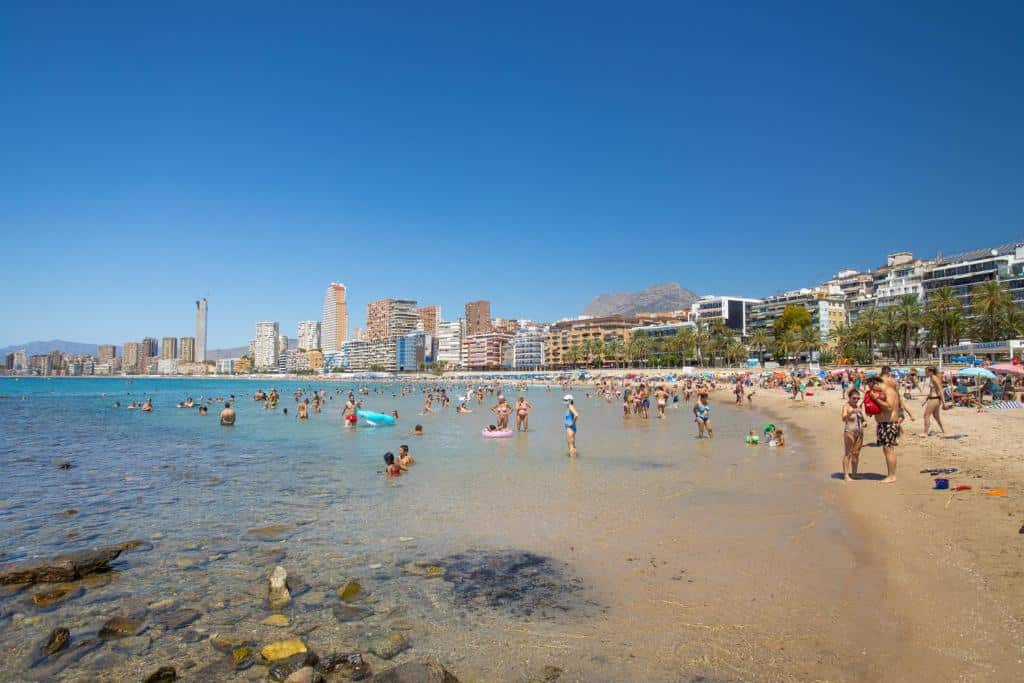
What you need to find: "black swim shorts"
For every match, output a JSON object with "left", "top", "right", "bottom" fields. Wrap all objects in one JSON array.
[{"left": 876, "top": 421, "right": 900, "bottom": 448}]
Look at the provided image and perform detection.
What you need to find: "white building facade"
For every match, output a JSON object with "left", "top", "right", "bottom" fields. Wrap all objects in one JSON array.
[{"left": 254, "top": 321, "right": 280, "bottom": 371}]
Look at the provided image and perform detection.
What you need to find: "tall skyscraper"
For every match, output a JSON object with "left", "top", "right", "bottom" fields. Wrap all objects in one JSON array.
[
  {"left": 366, "top": 299, "right": 419, "bottom": 341},
  {"left": 97, "top": 345, "right": 116, "bottom": 364},
  {"left": 179, "top": 337, "right": 196, "bottom": 362},
  {"left": 195, "top": 298, "right": 208, "bottom": 362},
  {"left": 417, "top": 305, "right": 441, "bottom": 335},
  {"left": 254, "top": 321, "right": 280, "bottom": 370},
  {"left": 141, "top": 337, "right": 159, "bottom": 358},
  {"left": 123, "top": 342, "right": 142, "bottom": 373},
  {"left": 321, "top": 283, "right": 348, "bottom": 354},
  {"left": 160, "top": 337, "right": 178, "bottom": 360},
  {"left": 465, "top": 300, "right": 491, "bottom": 336},
  {"left": 298, "top": 320, "right": 321, "bottom": 350},
  {"left": 277, "top": 334, "right": 289, "bottom": 356}
]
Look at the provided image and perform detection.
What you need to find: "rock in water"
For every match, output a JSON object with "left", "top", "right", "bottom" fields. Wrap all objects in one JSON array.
[
  {"left": 0, "top": 546, "right": 124, "bottom": 584},
  {"left": 368, "top": 632, "right": 409, "bottom": 660},
  {"left": 269, "top": 565, "right": 291, "bottom": 609},
  {"left": 262, "top": 614, "right": 290, "bottom": 627},
  {"left": 261, "top": 639, "right": 308, "bottom": 662},
  {"left": 144, "top": 666, "right": 178, "bottom": 683},
  {"left": 332, "top": 604, "right": 370, "bottom": 623},
  {"left": 152, "top": 607, "right": 200, "bottom": 630},
  {"left": 369, "top": 659, "right": 460, "bottom": 683},
  {"left": 337, "top": 580, "right": 362, "bottom": 603},
  {"left": 31, "top": 585, "right": 80, "bottom": 608},
  {"left": 268, "top": 651, "right": 320, "bottom": 681},
  {"left": 98, "top": 615, "right": 143, "bottom": 639},
  {"left": 284, "top": 666, "right": 324, "bottom": 683},
  {"left": 232, "top": 645, "right": 255, "bottom": 670},
  {"left": 41, "top": 627, "right": 70, "bottom": 655},
  {"left": 318, "top": 652, "right": 370, "bottom": 680}
]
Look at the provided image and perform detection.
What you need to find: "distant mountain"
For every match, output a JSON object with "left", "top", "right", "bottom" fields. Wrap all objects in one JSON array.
[
  {"left": 582, "top": 283, "right": 700, "bottom": 317},
  {"left": 0, "top": 340, "right": 98, "bottom": 357},
  {"left": 206, "top": 338, "right": 296, "bottom": 360}
]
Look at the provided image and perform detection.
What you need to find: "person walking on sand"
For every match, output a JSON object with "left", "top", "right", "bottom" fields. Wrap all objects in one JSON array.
[
  {"left": 693, "top": 393, "right": 713, "bottom": 439},
  {"left": 841, "top": 388, "right": 865, "bottom": 481},
  {"left": 921, "top": 366, "right": 947, "bottom": 437},
  {"left": 563, "top": 394, "right": 579, "bottom": 457}
]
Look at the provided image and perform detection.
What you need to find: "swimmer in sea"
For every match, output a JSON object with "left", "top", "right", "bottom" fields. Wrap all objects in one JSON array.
[
  {"left": 398, "top": 445, "right": 415, "bottom": 470},
  {"left": 141, "top": 398, "right": 153, "bottom": 412},
  {"left": 219, "top": 402, "right": 236, "bottom": 426},
  {"left": 413, "top": 424, "right": 423, "bottom": 436},
  {"left": 297, "top": 400, "right": 309, "bottom": 420},
  {"left": 456, "top": 403, "right": 472, "bottom": 414},
  {"left": 198, "top": 405, "right": 208, "bottom": 416},
  {"left": 384, "top": 452, "right": 402, "bottom": 477}
]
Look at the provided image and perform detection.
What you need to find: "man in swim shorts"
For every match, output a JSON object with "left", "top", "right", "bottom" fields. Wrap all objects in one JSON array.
[{"left": 868, "top": 370, "right": 902, "bottom": 484}]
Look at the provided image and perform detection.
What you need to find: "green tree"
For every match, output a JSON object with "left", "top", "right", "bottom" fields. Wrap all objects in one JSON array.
[
  {"left": 893, "top": 294, "right": 922, "bottom": 362},
  {"left": 923, "top": 286, "right": 963, "bottom": 349},
  {"left": 774, "top": 328, "right": 799, "bottom": 366},
  {"left": 774, "top": 305, "right": 813, "bottom": 337},
  {"left": 671, "top": 327, "right": 696, "bottom": 365},
  {"left": 854, "top": 307, "right": 885, "bottom": 362},
  {"left": 692, "top": 321, "right": 712, "bottom": 367},
  {"left": 971, "top": 280, "right": 1015, "bottom": 341},
  {"left": 747, "top": 329, "right": 772, "bottom": 367},
  {"left": 723, "top": 337, "right": 748, "bottom": 366},
  {"left": 605, "top": 337, "right": 625, "bottom": 368},
  {"left": 797, "top": 326, "right": 821, "bottom": 363}
]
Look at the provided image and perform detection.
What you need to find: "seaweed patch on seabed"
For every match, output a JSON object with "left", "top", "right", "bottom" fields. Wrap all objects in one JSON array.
[{"left": 433, "top": 549, "right": 603, "bottom": 619}]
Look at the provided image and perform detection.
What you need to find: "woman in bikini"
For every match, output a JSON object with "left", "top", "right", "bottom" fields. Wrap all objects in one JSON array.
[
  {"left": 921, "top": 366, "right": 947, "bottom": 437},
  {"left": 514, "top": 396, "right": 533, "bottom": 431},
  {"left": 842, "top": 388, "right": 865, "bottom": 480}
]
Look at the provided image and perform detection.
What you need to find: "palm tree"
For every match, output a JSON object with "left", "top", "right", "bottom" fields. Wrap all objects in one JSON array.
[
  {"left": 590, "top": 338, "right": 606, "bottom": 368},
  {"left": 604, "top": 337, "right": 624, "bottom": 368},
  {"left": 797, "top": 326, "right": 821, "bottom": 364},
  {"left": 565, "top": 344, "right": 582, "bottom": 368},
  {"left": 747, "top": 329, "right": 771, "bottom": 367},
  {"left": 971, "top": 280, "right": 1015, "bottom": 341},
  {"left": 692, "top": 321, "right": 712, "bottom": 367},
  {"left": 893, "top": 294, "right": 923, "bottom": 362},
  {"left": 923, "top": 286, "right": 963, "bottom": 349},
  {"left": 627, "top": 335, "right": 651, "bottom": 367},
  {"left": 671, "top": 327, "right": 696, "bottom": 365},
  {"left": 855, "top": 307, "right": 885, "bottom": 362},
  {"left": 775, "top": 328, "right": 798, "bottom": 367},
  {"left": 724, "top": 337, "right": 748, "bottom": 366}
]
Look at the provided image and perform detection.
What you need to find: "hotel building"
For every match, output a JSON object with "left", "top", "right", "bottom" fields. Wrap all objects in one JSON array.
[
  {"left": 366, "top": 299, "right": 418, "bottom": 342},
  {"left": 511, "top": 327, "right": 547, "bottom": 370},
  {"left": 465, "top": 332, "right": 511, "bottom": 370},
  {"left": 417, "top": 305, "right": 441, "bottom": 335},
  {"left": 922, "top": 243, "right": 1024, "bottom": 311},
  {"left": 397, "top": 332, "right": 432, "bottom": 372},
  {"left": 434, "top": 320, "right": 463, "bottom": 368},
  {"left": 254, "top": 321, "right": 280, "bottom": 371},
  {"left": 465, "top": 300, "right": 491, "bottom": 336},
  {"left": 160, "top": 337, "right": 178, "bottom": 360},
  {"left": 321, "top": 283, "right": 349, "bottom": 353},
  {"left": 179, "top": 336, "right": 196, "bottom": 363},
  {"left": 545, "top": 315, "right": 638, "bottom": 368},
  {"left": 122, "top": 342, "right": 143, "bottom": 373},
  {"left": 748, "top": 286, "right": 847, "bottom": 344},
  {"left": 97, "top": 345, "right": 116, "bottom": 364},
  {"left": 849, "top": 252, "right": 933, "bottom": 321},
  {"left": 690, "top": 296, "right": 762, "bottom": 336}
]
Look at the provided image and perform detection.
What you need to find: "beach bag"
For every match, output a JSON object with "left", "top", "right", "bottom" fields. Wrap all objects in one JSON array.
[{"left": 863, "top": 391, "right": 881, "bottom": 416}]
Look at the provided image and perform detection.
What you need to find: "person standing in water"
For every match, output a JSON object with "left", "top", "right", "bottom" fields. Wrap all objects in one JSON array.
[
  {"left": 563, "top": 395, "right": 579, "bottom": 457},
  {"left": 490, "top": 395, "right": 513, "bottom": 430},
  {"left": 219, "top": 402, "right": 236, "bottom": 426},
  {"left": 514, "top": 396, "right": 533, "bottom": 431},
  {"left": 693, "top": 393, "right": 713, "bottom": 438}
]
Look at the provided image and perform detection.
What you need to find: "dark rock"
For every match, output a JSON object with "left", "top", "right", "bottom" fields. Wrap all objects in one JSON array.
[
  {"left": 285, "top": 667, "right": 324, "bottom": 683},
  {"left": 61, "top": 509, "right": 79, "bottom": 516},
  {"left": 209, "top": 632, "right": 251, "bottom": 653},
  {"left": 337, "top": 580, "right": 362, "bottom": 603},
  {"left": 31, "top": 584, "right": 82, "bottom": 608},
  {"left": 319, "top": 652, "right": 371, "bottom": 680},
  {"left": 333, "top": 604, "right": 371, "bottom": 622},
  {"left": 181, "top": 629, "right": 205, "bottom": 643},
  {"left": 98, "top": 615, "right": 143, "bottom": 638},
  {"left": 56, "top": 461, "right": 73, "bottom": 470},
  {"left": 232, "top": 645, "right": 256, "bottom": 670},
  {"left": 42, "top": 627, "right": 71, "bottom": 655},
  {"left": 368, "top": 632, "right": 409, "bottom": 660},
  {"left": 144, "top": 666, "right": 178, "bottom": 683},
  {"left": 370, "top": 659, "right": 460, "bottom": 683},
  {"left": 244, "top": 524, "right": 293, "bottom": 542},
  {"left": 152, "top": 607, "right": 200, "bottom": 630},
  {"left": 118, "top": 539, "right": 154, "bottom": 552},
  {"left": 269, "top": 651, "right": 320, "bottom": 681},
  {"left": 0, "top": 545, "right": 124, "bottom": 584}
]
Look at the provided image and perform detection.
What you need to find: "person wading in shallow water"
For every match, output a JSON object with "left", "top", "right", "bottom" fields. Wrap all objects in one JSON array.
[
  {"left": 219, "top": 402, "right": 236, "bottom": 426},
  {"left": 563, "top": 395, "right": 579, "bottom": 458}
]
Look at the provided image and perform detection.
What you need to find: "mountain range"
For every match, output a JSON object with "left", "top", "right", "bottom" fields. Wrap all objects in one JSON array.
[{"left": 581, "top": 283, "right": 700, "bottom": 317}]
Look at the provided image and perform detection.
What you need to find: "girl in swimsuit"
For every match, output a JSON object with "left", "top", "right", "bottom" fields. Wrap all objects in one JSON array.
[
  {"left": 921, "top": 366, "right": 947, "bottom": 437},
  {"left": 842, "top": 389, "right": 864, "bottom": 480},
  {"left": 693, "top": 394, "right": 713, "bottom": 439}
]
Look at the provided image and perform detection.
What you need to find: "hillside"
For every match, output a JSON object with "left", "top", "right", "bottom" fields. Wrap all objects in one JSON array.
[{"left": 581, "top": 283, "right": 699, "bottom": 317}]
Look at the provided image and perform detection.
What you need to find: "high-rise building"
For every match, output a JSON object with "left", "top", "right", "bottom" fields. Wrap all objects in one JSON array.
[
  {"left": 195, "top": 298, "right": 208, "bottom": 362},
  {"left": 512, "top": 327, "right": 547, "bottom": 370},
  {"left": 97, "top": 345, "right": 116, "bottom": 364},
  {"left": 417, "top": 305, "right": 441, "bottom": 335},
  {"left": 5, "top": 352, "right": 15, "bottom": 370},
  {"left": 465, "top": 300, "right": 491, "bottom": 336},
  {"left": 179, "top": 336, "right": 196, "bottom": 363},
  {"left": 322, "top": 283, "right": 348, "bottom": 354},
  {"left": 277, "top": 334, "right": 289, "bottom": 357},
  {"left": 465, "top": 332, "right": 511, "bottom": 370},
  {"left": 141, "top": 337, "right": 159, "bottom": 358},
  {"left": 690, "top": 296, "right": 762, "bottom": 336},
  {"left": 434, "top": 321, "right": 463, "bottom": 368},
  {"left": 13, "top": 349, "right": 27, "bottom": 371},
  {"left": 298, "top": 320, "right": 321, "bottom": 351},
  {"left": 123, "top": 342, "right": 143, "bottom": 373},
  {"left": 397, "top": 332, "right": 432, "bottom": 371},
  {"left": 366, "top": 299, "right": 419, "bottom": 341},
  {"left": 254, "top": 321, "right": 280, "bottom": 371},
  {"left": 160, "top": 337, "right": 178, "bottom": 360}
]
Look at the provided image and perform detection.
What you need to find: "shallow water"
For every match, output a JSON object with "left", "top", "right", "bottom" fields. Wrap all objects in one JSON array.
[{"left": 0, "top": 378, "right": 875, "bottom": 681}]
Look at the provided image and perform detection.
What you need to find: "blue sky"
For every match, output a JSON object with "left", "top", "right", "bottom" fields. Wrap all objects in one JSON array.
[{"left": 2, "top": 1, "right": 1022, "bottom": 348}]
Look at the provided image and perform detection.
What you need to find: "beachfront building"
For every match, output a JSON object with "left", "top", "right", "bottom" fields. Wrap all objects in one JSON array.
[
  {"left": 545, "top": 315, "right": 637, "bottom": 368},
  {"left": 195, "top": 298, "right": 208, "bottom": 362},
  {"left": 97, "top": 344, "right": 116, "bottom": 364},
  {"left": 4, "top": 353, "right": 13, "bottom": 371},
  {"left": 849, "top": 252, "right": 933, "bottom": 321},
  {"left": 511, "top": 327, "right": 547, "bottom": 370},
  {"left": 278, "top": 349, "right": 311, "bottom": 374},
  {"left": 397, "top": 332, "right": 432, "bottom": 372},
  {"left": 434, "top": 320, "right": 463, "bottom": 369},
  {"left": 922, "top": 242, "right": 1024, "bottom": 312},
  {"left": 141, "top": 337, "right": 159, "bottom": 359},
  {"left": 306, "top": 350, "right": 324, "bottom": 371},
  {"left": 234, "top": 356, "right": 253, "bottom": 374},
  {"left": 465, "top": 300, "right": 491, "bottom": 336},
  {"left": 122, "top": 342, "right": 142, "bottom": 373},
  {"left": 491, "top": 318, "right": 519, "bottom": 335},
  {"left": 822, "top": 269, "right": 874, "bottom": 302},
  {"left": 298, "top": 320, "right": 321, "bottom": 351},
  {"left": 215, "top": 358, "right": 235, "bottom": 374},
  {"left": 333, "top": 339, "right": 370, "bottom": 371},
  {"left": 278, "top": 334, "right": 289, "bottom": 358},
  {"left": 417, "top": 305, "right": 441, "bottom": 335},
  {"left": 366, "top": 298, "right": 419, "bottom": 342},
  {"left": 160, "top": 337, "right": 177, "bottom": 360},
  {"left": 179, "top": 336, "right": 196, "bottom": 363},
  {"left": 748, "top": 286, "right": 847, "bottom": 344},
  {"left": 254, "top": 321, "right": 280, "bottom": 371},
  {"left": 465, "top": 332, "right": 511, "bottom": 370},
  {"left": 157, "top": 358, "right": 179, "bottom": 375},
  {"left": 367, "top": 339, "right": 398, "bottom": 371},
  {"left": 690, "top": 296, "right": 761, "bottom": 336},
  {"left": 322, "top": 282, "right": 349, "bottom": 354}
]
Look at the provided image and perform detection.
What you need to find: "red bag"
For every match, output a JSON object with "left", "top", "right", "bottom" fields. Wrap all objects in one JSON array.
[{"left": 863, "top": 390, "right": 881, "bottom": 416}]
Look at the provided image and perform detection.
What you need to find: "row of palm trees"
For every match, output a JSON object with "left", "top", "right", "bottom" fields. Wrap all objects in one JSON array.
[{"left": 559, "top": 281, "right": 1021, "bottom": 369}]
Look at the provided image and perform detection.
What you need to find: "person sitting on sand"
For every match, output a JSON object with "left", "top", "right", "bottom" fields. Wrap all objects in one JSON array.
[
  {"left": 384, "top": 452, "right": 402, "bottom": 477},
  {"left": 842, "top": 389, "right": 864, "bottom": 480},
  {"left": 398, "top": 445, "right": 415, "bottom": 470},
  {"left": 219, "top": 402, "right": 236, "bottom": 426}
]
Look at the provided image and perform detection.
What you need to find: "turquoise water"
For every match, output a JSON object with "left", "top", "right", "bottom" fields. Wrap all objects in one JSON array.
[{"left": 0, "top": 377, "right": 857, "bottom": 681}]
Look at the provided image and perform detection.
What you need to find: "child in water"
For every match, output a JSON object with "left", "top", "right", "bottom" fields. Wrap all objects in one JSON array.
[
  {"left": 383, "top": 452, "right": 402, "bottom": 477},
  {"left": 745, "top": 429, "right": 760, "bottom": 445},
  {"left": 398, "top": 445, "right": 415, "bottom": 470},
  {"left": 769, "top": 429, "right": 785, "bottom": 447}
]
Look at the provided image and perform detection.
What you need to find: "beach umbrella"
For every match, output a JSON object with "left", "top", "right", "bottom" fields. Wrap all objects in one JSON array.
[
  {"left": 957, "top": 367, "right": 996, "bottom": 381},
  {"left": 990, "top": 362, "right": 1024, "bottom": 376}
]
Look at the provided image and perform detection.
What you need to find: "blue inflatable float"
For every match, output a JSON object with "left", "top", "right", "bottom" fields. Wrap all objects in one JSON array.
[{"left": 357, "top": 409, "right": 395, "bottom": 426}]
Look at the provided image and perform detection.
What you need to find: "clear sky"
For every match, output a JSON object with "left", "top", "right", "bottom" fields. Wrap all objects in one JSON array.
[{"left": 2, "top": 1, "right": 1022, "bottom": 348}]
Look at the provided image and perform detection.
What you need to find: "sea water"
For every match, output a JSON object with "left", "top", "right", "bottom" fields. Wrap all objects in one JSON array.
[{"left": 0, "top": 377, "right": 866, "bottom": 681}]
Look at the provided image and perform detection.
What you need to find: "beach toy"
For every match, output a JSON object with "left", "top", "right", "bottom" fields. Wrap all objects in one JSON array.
[
  {"left": 763, "top": 423, "right": 775, "bottom": 434},
  {"left": 481, "top": 428, "right": 514, "bottom": 438},
  {"left": 357, "top": 410, "right": 395, "bottom": 426},
  {"left": 952, "top": 485, "right": 972, "bottom": 492},
  {"left": 934, "top": 478, "right": 949, "bottom": 490},
  {"left": 745, "top": 435, "right": 759, "bottom": 445},
  {"left": 985, "top": 489, "right": 1008, "bottom": 497}
]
